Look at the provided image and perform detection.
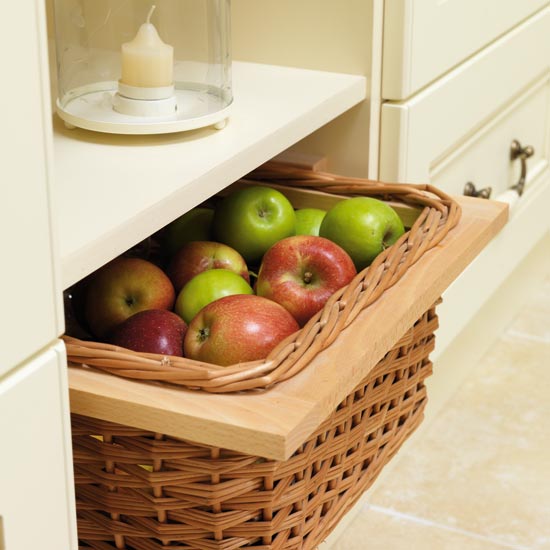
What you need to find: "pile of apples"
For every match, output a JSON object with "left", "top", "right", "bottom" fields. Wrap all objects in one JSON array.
[{"left": 74, "top": 185, "right": 404, "bottom": 366}]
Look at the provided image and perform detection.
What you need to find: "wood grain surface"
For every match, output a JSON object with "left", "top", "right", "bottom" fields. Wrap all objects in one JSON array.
[{"left": 68, "top": 195, "right": 507, "bottom": 460}]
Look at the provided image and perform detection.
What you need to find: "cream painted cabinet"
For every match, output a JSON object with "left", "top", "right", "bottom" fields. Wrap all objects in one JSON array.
[
  {"left": 379, "top": 5, "right": 550, "bottom": 356},
  {"left": 0, "top": 1, "right": 76, "bottom": 549},
  {"left": 379, "top": 8, "right": 550, "bottom": 186},
  {"left": 0, "top": 343, "right": 77, "bottom": 550},
  {"left": 382, "top": 0, "right": 548, "bottom": 100},
  {"left": 0, "top": 0, "right": 63, "bottom": 375}
]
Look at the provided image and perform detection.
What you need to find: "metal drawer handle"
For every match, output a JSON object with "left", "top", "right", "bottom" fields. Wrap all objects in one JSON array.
[
  {"left": 463, "top": 139, "right": 534, "bottom": 200},
  {"left": 509, "top": 139, "right": 534, "bottom": 196},
  {"left": 463, "top": 181, "right": 492, "bottom": 199}
]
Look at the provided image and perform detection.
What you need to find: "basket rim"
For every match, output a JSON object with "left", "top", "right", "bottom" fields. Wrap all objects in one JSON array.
[{"left": 64, "top": 162, "right": 461, "bottom": 393}]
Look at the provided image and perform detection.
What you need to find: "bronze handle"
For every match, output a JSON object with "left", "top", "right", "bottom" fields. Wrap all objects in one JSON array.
[
  {"left": 463, "top": 139, "right": 534, "bottom": 199},
  {"left": 509, "top": 139, "right": 534, "bottom": 196},
  {"left": 463, "top": 181, "right": 492, "bottom": 199}
]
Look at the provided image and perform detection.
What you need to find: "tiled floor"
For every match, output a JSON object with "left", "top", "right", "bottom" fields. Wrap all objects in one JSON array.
[{"left": 330, "top": 275, "right": 550, "bottom": 550}]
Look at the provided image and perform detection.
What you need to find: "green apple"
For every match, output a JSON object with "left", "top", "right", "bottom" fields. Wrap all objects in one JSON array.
[
  {"left": 212, "top": 186, "right": 296, "bottom": 264},
  {"left": 295, "top": 208, "right": 326, "bottom": 236},
  {"left": 319, "top": 197, "right": 405, "bottom": 271},
  {"left": 175, "top": 269, "right": 253, "bottom": 324},
  {"left": 162, "top": 208, "right": 214, "bottom": 256}
]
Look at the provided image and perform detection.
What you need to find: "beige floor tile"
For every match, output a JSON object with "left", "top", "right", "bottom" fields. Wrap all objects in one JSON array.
[
  {"left": 506, "top": 275, "right": 550, "bottom": 342},
  {"left": 331, "top": 506, "right": 517, "bottom": 550},
  {"left": 366, "top": 337, "right": 550, "bottom": 549}
]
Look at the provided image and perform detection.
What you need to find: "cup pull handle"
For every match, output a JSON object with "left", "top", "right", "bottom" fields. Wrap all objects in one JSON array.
[
  {"left": 463, "top": 181, "right": 492, "bottom": 199},
  {"left": 509, "top": 139, "right": 534, "bottom": 196}
]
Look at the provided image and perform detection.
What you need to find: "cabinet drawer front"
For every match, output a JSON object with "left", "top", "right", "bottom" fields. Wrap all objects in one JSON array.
[
  {"left": 430, "top": 75, "right": 550, "bottom": 198},
  {"left": 380, "top": 7, "right": 550, "bottom": 185},
  {"left": 431, "top": 79, "right": 550, "bottom": 352},
  {"left": 436, "top": 175, "right": 550, "bottom": 357},
  {"left": 382, "top": 0, "right": 549, "bottom": 100},
  {"left": 380, "top": 7, "right": 550, "bottom": 357}
]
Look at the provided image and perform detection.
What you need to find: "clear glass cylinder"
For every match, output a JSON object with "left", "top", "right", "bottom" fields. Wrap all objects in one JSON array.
[{"left": 53, "top": 0, "right": 232, "bottom": 134}]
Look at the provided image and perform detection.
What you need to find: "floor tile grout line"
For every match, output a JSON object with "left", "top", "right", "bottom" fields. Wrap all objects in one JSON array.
[
  {"left": 364, "top": 504, "right": 532, "bottom": 550},
  {"left": 503, "top": 329, "right": 550, "bottom": 345}
]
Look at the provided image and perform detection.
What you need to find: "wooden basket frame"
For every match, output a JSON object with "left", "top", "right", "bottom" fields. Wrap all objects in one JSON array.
[{"left": 64, "top": 163, "right": 461, "bottom": 392}]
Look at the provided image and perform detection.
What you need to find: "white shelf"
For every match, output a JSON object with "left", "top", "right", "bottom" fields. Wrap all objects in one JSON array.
[{"left": 55, "top": 61, "right": 366, "bottom": 289}]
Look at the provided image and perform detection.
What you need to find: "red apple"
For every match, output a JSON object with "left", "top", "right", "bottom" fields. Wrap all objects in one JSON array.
[
  {"left": 184, "top": 294, "right": 299, "bottom": 366},
  {"left": 256, "top": 235, "right": 357, "bottom": 326},
  {"left": 167, "top": 241, "right": 250, "bottom": 293},
  {"left": 109, "top": 309, "right": 187, "bottom": 357},
  {"left": 85, "top": 257, "right": 175, "bottom": 337}
]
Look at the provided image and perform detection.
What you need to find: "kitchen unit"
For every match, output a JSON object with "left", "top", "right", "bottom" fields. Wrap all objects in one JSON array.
[
  {"left": 1, "top": 2, "right": 549, "bottom": 549},
  {"left": 379, "top": 2, "right": 550, "bottom": 371},
  {"left": 0, "top": 2, "right": 77, "bottom": 549}
]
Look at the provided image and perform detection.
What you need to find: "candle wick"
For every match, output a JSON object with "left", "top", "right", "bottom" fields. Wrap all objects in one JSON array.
[{"left": 146, "top": 5, "right": 156, "bottom": 24}]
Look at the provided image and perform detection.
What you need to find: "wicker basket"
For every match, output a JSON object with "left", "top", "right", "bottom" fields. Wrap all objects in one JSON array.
[
  {"left": 68, "top": 164, "right": 460, "bottom": 548},
  {"left": 64, "top": 163, "right": 460, "bottom": 393},
  {"left": 73, "top": 304, "right": 438, "bottom": 550}
]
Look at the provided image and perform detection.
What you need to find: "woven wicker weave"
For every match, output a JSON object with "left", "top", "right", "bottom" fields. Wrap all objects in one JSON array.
[
  {"left": 73, "top": 304, "right": 438, "bottom": 550},
  {"left": 64, "top": 164, "right": 460, "bottom": 393}
]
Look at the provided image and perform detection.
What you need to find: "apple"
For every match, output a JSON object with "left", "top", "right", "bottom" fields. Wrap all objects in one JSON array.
[
  {"left": 175, "top": 268, "right": 253, "bottom": 324},
  {"left": 63, "top": 279, "right": 93, "bottom": 339},
  {"left": 319, "top": 197, "right": 405, "bottom": 271},
  {"left": 109, "top": 309, "right": 187, "bottom": 357},
  {"left": 295, "top": 208, "right": 326, "bottom": 236},
  {"left": 184, "top": 294, "right": 299, "bottom": 366},
  {"left": 212, "top": 186, "right": 296, "bottom": 264},
  {"left": 167, "top": 241, "right": 250, "bottom": 293},
  {"left": 85, "top": 257, "right": 175, "bottom": 337},
  {"left": 162, "top": 207, "right": 214, "bottom": 256},
  {"left": 256, "top": 235, "right": 357, "bottom": 326}
]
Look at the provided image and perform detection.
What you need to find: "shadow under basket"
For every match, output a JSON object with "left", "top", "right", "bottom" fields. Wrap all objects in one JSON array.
[{"left": 72, "top": 304, "right": 438, "bottom": 550}]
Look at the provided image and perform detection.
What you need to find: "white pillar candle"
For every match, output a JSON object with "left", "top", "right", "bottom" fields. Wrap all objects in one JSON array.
[{"left": 120, "top": 5, "right": 173, "bottom": 88}]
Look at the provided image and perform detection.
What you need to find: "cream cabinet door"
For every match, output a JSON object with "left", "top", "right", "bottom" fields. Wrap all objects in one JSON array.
[
  {"left": 0, "top": 341, "right": 77, "bottom": 550},
  {"left": 382, "top": 0, "right": 549, "bottom": 100},
  {"left": 379, "top": 7, "right": 550, "bottom": 356},
  {"left": 430, "top": 73, "right": 550, "bottom": 354},
  {"left": 380, "top": 7, "right": 550, "bottom": 185},
  {"left": 0, "top": 0, "right": 63, "bottom": 375}
]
